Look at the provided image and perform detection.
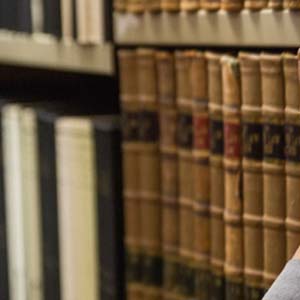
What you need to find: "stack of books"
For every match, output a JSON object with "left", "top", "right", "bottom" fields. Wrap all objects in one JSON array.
[
  {"left": 0, "top": 102, "right": 124, "bottom": 300},
  {"left": 118, "top": 48, "right": 300, "bottom": 300}
]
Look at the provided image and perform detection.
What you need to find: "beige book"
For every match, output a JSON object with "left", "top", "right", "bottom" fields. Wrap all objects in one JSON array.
[
  {"left": 76, "top": 0, "right": 104, "bottom": 44},
  {"left": 56, "top": 117, "right": 99, "bottom": 300},
  {"left": 61, "top": 0, "right": 75, "bottom": 42},
  {"left": 2, "top": 104, "right": 27, "bottom": 300},
  {"left": 21, "top": 107, "right": 43, "bottom": 300},
  {"left": 31, "top": 0, "right": 44, "bottom": 33}
]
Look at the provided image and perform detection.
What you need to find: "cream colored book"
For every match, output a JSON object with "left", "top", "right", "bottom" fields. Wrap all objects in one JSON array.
[
  {"left": 2, "top": 104, "right": 27, "bottom": 300},
  {"left": 75, "top": 0, "right": 104, "bottom": 44},
  {"left": 21, "top": 107, "right": 43, "bottom": 300},
  {"left": 61, "top": 0, "right": 75, "bottom": 42},
  {"left": 31, "top": 0, "right": 44, "bottom": 33},
  {"left": 55, "top": 117, "right": 99, "bottom": 300}
]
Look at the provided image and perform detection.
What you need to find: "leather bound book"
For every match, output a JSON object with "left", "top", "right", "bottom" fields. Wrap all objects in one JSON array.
[
  {"left": 180, "top": 0, "right": 200, "bottom": 11},
  {"left": 21, "top": 107, "right": 43, "bottom": 300},
  {"left": 118, "top": 49, "right": 143, "bottom": 300},
  {"left": 268, "top": 0, "right": 282, "bottom": 9},
  {"left": 75, "top": 0, "right": 104, "bottom": 44},
  {"left": 283, "top": 0, "right": 300, "bottom": 9},
  {"left": 244, "top": 0, "right": 267, "bottom": 10},
  {"left": 239, "top": 52, "right": 264, "bottom": 300},
  {"left": 56, "top": 117, "right": 99, "bottom": 300},
  {"left": 201, "top": 0, "right": 220, "bottom": 11},
  {"left": 37, "top": 110, "right": 61, "bottom": 300},
  {"left": 260, "top": 54, "right": 286, "bottom": 289},
  {"left": 0, "top": 102, "right": 9, "bottom": 300},
  {"left": 93, "top": 117, "right": 124, "bottom": 300},
  {"left": 206, "top": 52, "right": 225, "bottom": 300},
  {"left": 191, "top": 51, "right": 210, "bottom": 300},
  {"left": 2, "top": 104, "right": 27, "bottom": 300},
  {"left": 156, "top": 51, "right": 179, "bottom": 300},
  {"left": 137, "top": 48, "right": 162, "bottom": 300},
  {"left": 222, "top": 56, "right": 244, "bottom": 300},
  {"left": 43, "top": 0, "right": 62, "bottom": 37},
  {"left": 284, "top": 54, "right": 300, "bottom": 260},
  {"left": 161, "top": 0, "right": 179, "bottom": 11},
  {"left": 175, "top": 51, "right": 195, "bottom": 300},
  {"left": 220, "top": 0, "right": 243, "bottom": 11}
]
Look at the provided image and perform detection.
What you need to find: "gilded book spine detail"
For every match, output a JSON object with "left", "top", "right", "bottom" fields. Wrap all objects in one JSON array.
[
  {"left": 239, "top": 53, "right": 264, "bottom": 300},
  {"left": 118, "top": 50, "right": 143, "bottom": 300},
  {"left": 260, "top": 54, "right": 286, "bottom": 289},
  {"left": 222, "top": 56, "right": 244, "bottom": 300},
  {"left": 206, "top": 52, "right": 225, "bottom": 300},
  {"left": 284, "top": 54, "right": 300, "bottom": 260},
  {"left": 156, "top": 52, "right": 179, "bottom": 300},
  {"left": 175, "top": 51, "right": 195, "bottom": 300},
  {"left": 137, "top": 49, "right": 162, "bottom": 300},
  {"left": 191, "top": 51, "right": 211, "bottom": 300}
]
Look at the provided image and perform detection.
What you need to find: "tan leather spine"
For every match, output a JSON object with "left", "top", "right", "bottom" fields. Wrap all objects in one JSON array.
[
  {"left": 145, "top": 0, "right": 161, "bottom": 11},
  {"left": 191, "top": 51, "right": 210, "bottom": 300},
  {"left": 137, "top": 48, "right": 162, "bottom": 300},
  {"left": 239, "top": 52, "right": 264, "bottom": 300},
  {"left": 201, "top": 0, "right": 220, "bottom": 10},
  {"left": 222, "top": 55, "right": 244, "bottom": 300},
  {"left": 206, "top": 52, "right": 225, "bottom": 298},
  {"left": 127, "top": 0, "right": 145, "bottom": 12},
  {"left": 284, "top": 54, "right": 300, "bottom": 260},
  {"left": 156, "top": 51, "right": 179, "bottom": 300},
  {"left": 220, "top": 0, "right": 244, "bottom": 11},
  {"left": 161, "top": 0, "right": 180, "bottom": 10},
  {"left": 180, "top": 0, "right": 200, "bottom": 11},
  {"left": 118, "top": 50, "right": 143, "bottom": 300},
  {"left": 260, "top": 54, "right": 286, "bottom": 289},
  {"left": 175, "top": 51, "right": 195, "bottom": 300},
  {"left": 244, "top": 0, "right": 267, "bottom": 10}
]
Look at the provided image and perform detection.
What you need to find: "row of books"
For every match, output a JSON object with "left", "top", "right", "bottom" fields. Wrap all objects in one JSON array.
[
  {"left": 0, "top": 101, "right": 124, "bottom": 300},
  {"left": 0, "top": 0, "right": 110, "bottom": 44},
  {"left": 118, "top": 48, "right": 300, "bottom": 300},
  {"left": 114, "top": 0, "right": 300, "bottom": 12}
]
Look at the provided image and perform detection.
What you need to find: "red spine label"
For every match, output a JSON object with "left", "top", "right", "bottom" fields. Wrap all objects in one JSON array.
[
  {"left": 194, "top": 114, "right": 209, "bottom": 151},
  {"left": 224, "top": 122, "right": 241, "bottom": 159}
]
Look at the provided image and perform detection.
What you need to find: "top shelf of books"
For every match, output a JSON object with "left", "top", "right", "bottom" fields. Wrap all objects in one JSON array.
[
  {"left": 114, "top": 9, "right": 300, "bottom": 47},
  {"left": 0, "top": 32, "right": 114, "bottom": 75}
]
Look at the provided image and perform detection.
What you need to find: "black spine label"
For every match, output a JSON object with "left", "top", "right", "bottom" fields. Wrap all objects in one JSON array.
[
  {"left": 210, "top": 119, "right": 224, "bottom": 155},
  {"left": 177, "top": 113, "right": 193, "bottom": 149},
  {"left": 243, "top": 122, "right": 263, "bottom": 160},
  {"left": 210, "top": 274, "right": 225, "bottom": 300},
  {"left": 139, "top": 111, "right": 159, "bottom": 142},
  {"left": 142, "top": 254, "right": 163, "bottom": 287},
  {"left": 226, "top": 280, "right": 244, "bottom": 300},
  {"left": 126, "top": 250, "right": 142, "bottom": 283},
  {"left": 244, "top": 285, "right": 265, "bottom": 300},
  {"left": 195, "top": 269, "right": 211, "bottom": 299},
  {"left": 122, "top": 111, "right": 139, "bottom": 142},
  {"left": 263, "top": 123, "right": 285, "bottom": 161},
  {"left": 285, "top": 124, "right": 300, "bottom": 162}
]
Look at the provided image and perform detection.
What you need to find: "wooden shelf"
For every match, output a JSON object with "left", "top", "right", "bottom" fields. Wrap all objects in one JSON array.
[
  {"left": 114, "top": 9, "right": 300, "bottom": 47},
  {"left": 0, "top": 31, "right": 114, "bottom": 75}
]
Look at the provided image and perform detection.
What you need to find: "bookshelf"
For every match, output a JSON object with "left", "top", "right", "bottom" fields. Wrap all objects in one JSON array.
[
  {"left": 0, "top": 32, "right": 114, "bottom": 75},
  {"left": 114, "top": 9, "right": 300, "bottom": 47}
]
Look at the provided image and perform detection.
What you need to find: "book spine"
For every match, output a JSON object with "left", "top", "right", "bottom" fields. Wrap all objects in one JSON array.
[
  {"left": 137, "top": 48, "right": 162, "bottom": 300},
  {"left": 268, "top": 0, "right": 283, "bottom": 9},
  {"left": 201, "top": 0, "right": 220, "bottom": 11},
  {"left": 206, "top": 52, "right": 225, "bottom": 300},
  {"left": 31, "top": 0, "right": 44, "bottom": 33},
  {"left": 0, "top": 108, "right": 9, "bottom": 300},
  {"left": 37, "top": 112, "right": 61, "bottom": 300},
  {"left": 118, "top": 50, "right": 143, "bottom": 300},
  {"left": 191, "top": 51, "right": 211, "bottom": 300},
  {"left": 260, "top": 54, "right": 286, "bottom": 289},
  {"left": 239, "top": 53, "right": 264, "bottom": 300},
  {"left": 222, "top": 56, "right": 244, "bottom": 300},
  {"left": 220, "top": 0, "right": 244, "bottom": 11},
  {"left": 17, "top": 0, "right": 32, "bottom": 33},
  {"left": 145, "top": 0, "right": 162, "bottom": 11},
  {"left": 156, "top": 51, "right": 179, "bottom": 300},
  {"left": 175, "top": 51, "right": 195, "bottom": 300},
  {"left": 2, "top": 104, "right": 27, "bottom": 300},
  {"left": 284, "top": 54, "right": 300, "bottom": 260},
  {"left": 127, "top": 0, "right": 145, "bottom": 13},
  {"left": 161, "top": 0, "right": 180, "bottom": 11},
  {"left": 244, "top": 0, "right": 267, "bottom": 9},
  {"left": 283, "top": 0, "right": 300, "bottom": 9},
  {"left": 180, "top": 0, "right": 200, "bottom": 11},
  {"left": 114, "top": 0, "right": 127, "bottom": 11},
  {"left": 94, "top": 119, "right": 124, "bottom": 300},
  {"left": 21, "top": 108, "right": 43, "bottom": 300},
  {"left": 43, "top": 0, "right": 62, "bottom": 37},
  {"left": 61, "top": 0, "right": 74, "bottom": 42}
]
